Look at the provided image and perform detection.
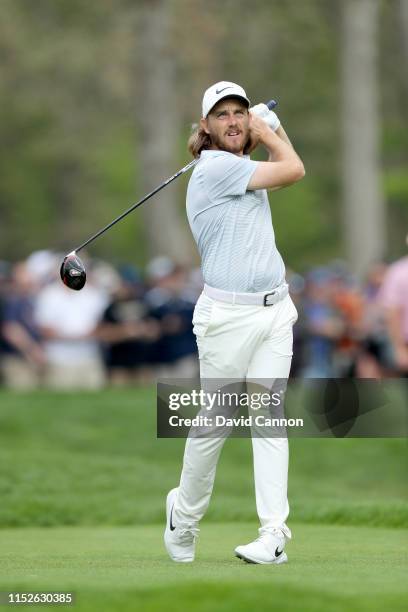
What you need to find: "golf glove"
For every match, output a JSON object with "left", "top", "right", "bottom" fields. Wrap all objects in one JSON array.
[{"left": 250, "top": 103, "right": 280, "bottom": 132}]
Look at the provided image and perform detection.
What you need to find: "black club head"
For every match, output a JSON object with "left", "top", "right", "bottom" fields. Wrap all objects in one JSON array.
[{"left": 60, "top": 252, "right": 86, "bottom": 291}]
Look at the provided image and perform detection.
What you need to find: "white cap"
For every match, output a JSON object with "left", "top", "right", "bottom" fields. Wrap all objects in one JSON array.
[
  {"left": 25, "top": 250, "right": 59, "bottom": 284},
  {"left": 202, "top": 81, "right": 250, "bottom": 118}
]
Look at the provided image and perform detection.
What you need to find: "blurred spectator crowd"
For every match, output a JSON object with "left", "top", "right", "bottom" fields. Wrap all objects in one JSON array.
[{"left": 0, "top": 250, "right": 407, "bottom": 390}]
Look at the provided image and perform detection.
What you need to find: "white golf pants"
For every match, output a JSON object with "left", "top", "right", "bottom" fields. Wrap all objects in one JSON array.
[{"left": 174, "top": 290, "right": 298, "bottom": 536}]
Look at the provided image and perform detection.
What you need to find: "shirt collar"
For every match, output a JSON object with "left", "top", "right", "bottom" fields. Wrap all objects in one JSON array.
[{"left": 199, "top": 150, "right": 249, "bottom": 159}]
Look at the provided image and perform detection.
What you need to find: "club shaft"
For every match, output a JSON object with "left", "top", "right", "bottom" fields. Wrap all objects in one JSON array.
[{"left": 75, "top": 158, "right": 198, "bottom": 253}]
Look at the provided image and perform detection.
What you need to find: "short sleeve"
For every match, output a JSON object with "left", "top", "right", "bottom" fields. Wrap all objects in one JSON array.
[
  {"left": 379, "top": 265, "right": 407, "bottom": 309},
  {"left": 2, "top": 298, "right": 19, "bottom": 323},
  {"left": 204, "top": 153, "right": 258, "bottom": 200}
]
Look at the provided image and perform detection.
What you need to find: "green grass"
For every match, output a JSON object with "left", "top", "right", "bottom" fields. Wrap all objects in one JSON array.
[
  {"left": 0, "top": 388, "right": 407, "bottom": 611},
  {"left": 0, "top": 523, "right": 407, "bottom": 611},
  {"left": 0, "top": 389, "right": 406, "bottom": 528}
]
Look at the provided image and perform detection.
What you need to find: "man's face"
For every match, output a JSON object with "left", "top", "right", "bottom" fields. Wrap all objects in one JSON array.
[{"left": 200, "top": 98, "right": 250, "bottom": 155}]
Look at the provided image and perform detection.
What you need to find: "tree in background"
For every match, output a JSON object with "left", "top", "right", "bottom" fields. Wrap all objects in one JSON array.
[
  {"left": 137, "top": 0, "right": 194, "bottom": 263},
  {"left": 0, "top": 0, "right": 406, "bottom": 272},
  {"left": 341, "top": 0, "right": 385, "bottom": 278}
]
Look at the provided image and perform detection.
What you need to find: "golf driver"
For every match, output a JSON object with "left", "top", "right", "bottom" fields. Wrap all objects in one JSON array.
[{"left": 60, "top": 99, "right": 278, "bottom": 290}]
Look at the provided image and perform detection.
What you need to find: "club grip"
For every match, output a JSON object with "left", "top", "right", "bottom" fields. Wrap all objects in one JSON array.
[{"left": 266, "top": 99, "right": 277, "bottom": 110}]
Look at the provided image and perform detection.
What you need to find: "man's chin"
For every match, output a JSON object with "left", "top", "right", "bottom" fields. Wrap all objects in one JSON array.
[{"left": 217, "top": 141, "right": 244, "bottom": 154}]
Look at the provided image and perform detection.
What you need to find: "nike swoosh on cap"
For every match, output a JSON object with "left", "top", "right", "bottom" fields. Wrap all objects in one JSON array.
[
  {"left": 215, "top": 86, "right": 233, "bottom": 94},
  {"left": 275, "top": 547, "right": 283, "bottom": 557}
]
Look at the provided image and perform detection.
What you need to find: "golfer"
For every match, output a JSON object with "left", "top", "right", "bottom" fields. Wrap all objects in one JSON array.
[{"left": 164, "top": 81, "right": 305, "bottom": 564}]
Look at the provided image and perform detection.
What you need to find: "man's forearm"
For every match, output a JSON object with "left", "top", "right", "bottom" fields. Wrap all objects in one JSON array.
[
  {"left": 275, "top": 125, "right": 293, "bottom": 148},
  {"left": 3, "top": 322, "right": 39, "bottom": 356},
  {"left": 261, "top": 127, "right": 302, "bottom": 167},
  {"left": 385, "top": 307, "right": 406, "bottom": 350},
  {"left": 263, "top": 126, "right": 297, "bottom": 191}
]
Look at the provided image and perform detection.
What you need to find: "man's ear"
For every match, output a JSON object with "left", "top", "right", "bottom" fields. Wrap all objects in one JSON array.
[{"left": 200, "top": 117, "right": 210, "bottom": 135}]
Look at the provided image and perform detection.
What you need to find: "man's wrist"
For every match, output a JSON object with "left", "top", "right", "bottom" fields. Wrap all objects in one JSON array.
[
  {"left": 259, "top": 126, "right": 280, "bottom": 146},
  {"left": 250, "top": 103, "right": 281, "bottom": 131},
  {"left": 265, "top": 110, "right": 280, "bottom": 131}
]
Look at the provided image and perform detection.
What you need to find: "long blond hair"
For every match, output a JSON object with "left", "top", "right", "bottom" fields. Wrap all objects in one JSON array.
[
  {"left": 188, "top": 122, "right": 253, "bottom": 159},
  {"left": 188, "top": 125, "right": 211, "bottom": 159}
]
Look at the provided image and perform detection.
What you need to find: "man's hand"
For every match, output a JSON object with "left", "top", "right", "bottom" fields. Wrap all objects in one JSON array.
[
  {"left": 26, "top": 344, "right": 47, "bottom": 369},
  {"left": 246, "top": 112, "right": 271, "bottom": 153},
  {"left": 250, "top": 103, "right": 281, "bottom": 131}
]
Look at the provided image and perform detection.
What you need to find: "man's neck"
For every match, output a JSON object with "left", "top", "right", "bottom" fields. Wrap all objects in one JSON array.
[{"left": 208, "top": 144, "right": 244, "bottom": 156}]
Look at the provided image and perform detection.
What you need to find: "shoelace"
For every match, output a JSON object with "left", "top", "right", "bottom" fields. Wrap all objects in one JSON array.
[
  {"left": 178, "top": 526, "right": 200, "bottom": 545},
  {"left": 255, "top": 529, "right": 285, "bottom": 551},
  {"left": 255, "top": 533, "right": 272, "bottom": 545}
]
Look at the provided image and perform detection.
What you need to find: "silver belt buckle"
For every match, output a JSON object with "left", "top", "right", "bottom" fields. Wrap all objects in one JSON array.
[{"left": 263, "top": 291, "right": 277, "bottom": 307}]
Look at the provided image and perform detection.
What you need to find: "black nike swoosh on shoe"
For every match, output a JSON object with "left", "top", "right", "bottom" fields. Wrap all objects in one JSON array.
[
  {"left": 170, "top": 505, "right": 176, "bottom": 531},
  {"left": 275, "top": 547, "right": 283, "bottom": 557},
  {"left": 215, "top": 86, "right": 233, "bottom": 94}
]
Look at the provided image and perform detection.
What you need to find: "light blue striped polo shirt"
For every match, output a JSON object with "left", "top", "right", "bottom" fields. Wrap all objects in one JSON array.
[{"left": 186, "top": 150, "right": 285, "bottom": 292}]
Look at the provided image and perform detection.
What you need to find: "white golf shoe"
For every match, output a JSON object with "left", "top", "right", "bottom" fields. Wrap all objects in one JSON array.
[
  {"left": 235, "top": 529, "right": 288, "bottom": 564},
  {"left": 164, "top": 487, "right": 199, "bottom": 563}
]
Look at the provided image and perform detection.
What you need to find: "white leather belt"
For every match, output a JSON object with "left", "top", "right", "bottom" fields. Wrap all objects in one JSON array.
[{"left": 203, "top": 282, "right": 289, "bottom": 307}]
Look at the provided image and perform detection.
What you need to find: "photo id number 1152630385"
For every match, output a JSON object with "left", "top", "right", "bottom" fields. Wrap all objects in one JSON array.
[{"left": 0, "top": 592, "right": 74, "bottom": 605}]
